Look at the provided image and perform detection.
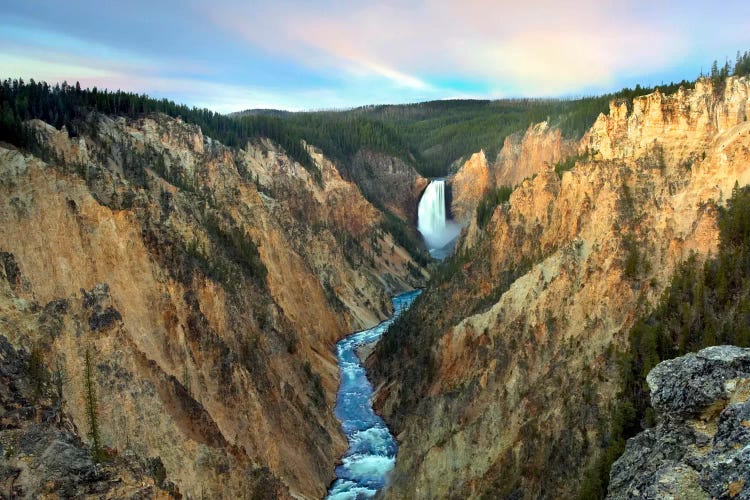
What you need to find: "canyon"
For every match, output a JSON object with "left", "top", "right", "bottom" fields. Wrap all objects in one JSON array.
[
  {"left": 1, "top": 73, "right": 750, "bottom": 500},
  {"left": 0, "top": 112, "right": 427, "bottom": 498}
]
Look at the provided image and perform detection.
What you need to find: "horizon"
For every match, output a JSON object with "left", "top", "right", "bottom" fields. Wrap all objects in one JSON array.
[
  {"left": 2, "top": 0, "right": 749, "bottom": 113},
  {"left": 0, "top": 76, "right": 709, "bottom": 117}
]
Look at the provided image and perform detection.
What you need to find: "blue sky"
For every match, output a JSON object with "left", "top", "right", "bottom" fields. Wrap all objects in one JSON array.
[{"left": 1, "top": 0, "right": 748, "bottom": 112}]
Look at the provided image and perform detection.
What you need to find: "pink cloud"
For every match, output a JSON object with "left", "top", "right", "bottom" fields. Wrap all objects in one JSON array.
[{"left": 205, "top": 0, "right": 692, "bottom": 94}]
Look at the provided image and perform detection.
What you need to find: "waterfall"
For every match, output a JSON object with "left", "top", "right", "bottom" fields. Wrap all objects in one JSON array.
[{"left": 417, "top": 179, "right": 461, "bottom": 258}]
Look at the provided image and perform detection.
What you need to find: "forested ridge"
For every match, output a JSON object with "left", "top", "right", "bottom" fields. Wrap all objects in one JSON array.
[
  {"left": 281, "top": 51, "right": 750, "bottom": 177},
  {"left": 0, "top": 78, "right": 326, "bottom": 183},
  {"left": 4, "top": 50, "right": 749, "bottom": 181},
  {"left": 242, "top": 83, "right": 691, "bottom": 178}
]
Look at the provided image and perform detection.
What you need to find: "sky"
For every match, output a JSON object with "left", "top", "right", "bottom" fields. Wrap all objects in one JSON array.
[{"left": 1, "top": 0, "right": 749, "bottom": 113}]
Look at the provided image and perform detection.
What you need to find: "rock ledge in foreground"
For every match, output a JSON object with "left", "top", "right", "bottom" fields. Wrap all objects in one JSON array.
[{"left": 608, "top": 345, "right": 750, "bottom": 499}]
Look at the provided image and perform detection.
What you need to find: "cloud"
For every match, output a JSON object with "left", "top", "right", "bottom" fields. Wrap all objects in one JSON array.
[
  {"left": 0, "top": 42, "right": 327, "bottom": 112},
  {"left": 206, "top": 0, "right": 731, "bottom": 97},
  {"left": 0, "top": 53, "right": 119, "bottom": 83},
  {"left": 204, "top": 3, "right": 432, "bottom": 91},
  {"left": 2, "top": 0, "right": 750, "bottom": 110}
]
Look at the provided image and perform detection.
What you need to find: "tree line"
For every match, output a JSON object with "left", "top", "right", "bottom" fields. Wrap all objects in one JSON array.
[
  {"left": 707, "top": 50, "right": 750, "bottom": 84},
  {"left": 0, "top": 78, "right": 323, "bottom": 183},
  {"left": 3, "top": 50, "right": 749, "bottom": 183},
  {"left": 268, "top": 79, "right": 697, "bottom": 177}
]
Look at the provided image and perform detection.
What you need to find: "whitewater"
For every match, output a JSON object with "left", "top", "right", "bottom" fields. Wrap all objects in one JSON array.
[
  {"left": 417, "top": 179, "right": 461, "bottom": 259},
  {"left": 326, "top": 290, "right": 421, "bottom": 499}
]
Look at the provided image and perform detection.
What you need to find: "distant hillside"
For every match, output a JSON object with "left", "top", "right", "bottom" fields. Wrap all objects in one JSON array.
[
  {"left": 230, "top": 108, "right": 291, "bottom": 118},
  {"left": 249, "top": 84, "right": 693, "bottom": 178},
  {"left": 234, "top": 52, "right": 750, "bottom": 178}
]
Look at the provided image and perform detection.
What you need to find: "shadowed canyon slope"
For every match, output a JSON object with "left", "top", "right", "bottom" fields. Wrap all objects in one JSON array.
[
  {"left": 0, "top": 112, "right": 427, "bottom": 498},
  {"left": 349, "top": 149, "right": 429, "bottom": 224},
  {"left": 371, "top": 76, "right": 750, "bottom": 498}
]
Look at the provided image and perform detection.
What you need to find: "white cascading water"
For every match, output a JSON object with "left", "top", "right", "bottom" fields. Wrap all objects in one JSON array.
[{"left": 417, "top": 179, "right": 461, "bottom": 257}]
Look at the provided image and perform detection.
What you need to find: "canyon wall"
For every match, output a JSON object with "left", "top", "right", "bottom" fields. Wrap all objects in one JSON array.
[
  {"left": 0, "top": 113, "right": 426, "bottom": 498},
  {"left": 372, "top": 76, "right": 750, "bottom": 498},
  {"left": 450, "top": 151, "right": 491, "bottom": 225},
  {"left": 494, "top": 121, "right": 578, "bottom": 188},
  {"left": 451, "top": 121, "right": 577, "bottom": 232},
  {"left": 349, "top": 149, "right": 429, "bottom": 223}
]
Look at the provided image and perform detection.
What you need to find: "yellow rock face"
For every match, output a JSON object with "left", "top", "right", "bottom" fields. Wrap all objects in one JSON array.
[
  {"left": 0, "top": 112, "right": 426, "bottom": 498},
  {"left": 451, "top": 150, "right": 491, "bottom": 224},
  {"left": 585, "top": 77, "right": 750, "bottom": 167},
  {"left": 373, "top": 76, "right": 750, "bottom": 499},
  {"left": 495, "top": 121, "right": 578, "bottom": 188},
  {"left": 454, "top": 121, "right": 578, "bottom": 247}
]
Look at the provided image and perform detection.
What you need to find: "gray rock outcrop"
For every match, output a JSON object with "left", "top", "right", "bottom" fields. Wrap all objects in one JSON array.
[{"left": 608, "top": 346, "right": 750, "bottom": 499}]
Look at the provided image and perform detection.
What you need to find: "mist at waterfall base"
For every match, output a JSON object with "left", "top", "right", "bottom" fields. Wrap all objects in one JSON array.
[
  {"left": 326, "top": 290, "right": 421, "bottom": 500},
  {"left": 418, "top": 179, "right": 462, "bottom": 260}
]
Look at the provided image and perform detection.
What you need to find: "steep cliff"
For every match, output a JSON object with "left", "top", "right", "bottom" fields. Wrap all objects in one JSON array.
[
  {"left": 348, "top": 149, "right": 429, "bottom": 224},
  {"left": 450, "top": 151, "right": 491, "bottom": 225},
  {"left": 608, "top": 346, "right": 750, "bottom": 499},
  {"left": 494, "top": 121, "right": 578, "bottom": 188},
  {"left": 0, "top": 112, "right": 426, "bottom": 498},
  {"left": 585, "top": 77, "right": 750, "bottom": 167},
  {"left": 371, "top": 76, "right": 750, "bottom": 498},
  {"left": 451, "top": 121, "right": 577, "bottom": 238},
  {"left": 0, "top": 325, "right": 177, "bottom": 498}
]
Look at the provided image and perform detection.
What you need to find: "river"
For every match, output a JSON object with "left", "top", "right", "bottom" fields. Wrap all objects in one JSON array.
[{"left": 325, "top": 289, "right": 421, "bottom": 499}]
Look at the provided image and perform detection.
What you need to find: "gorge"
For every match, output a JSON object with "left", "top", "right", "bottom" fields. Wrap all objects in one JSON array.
[
  {"left": 326, "top": 290, "right": 420, "bottom": 499},
  {"left": 2, "top": 61, "right": 750, "bottom": 500},
  {"left": 0, "top": 105, "right": 427, "bottom": 498},
  {"left": 370, "top": 75, "right": 750, "bottom": 498}
]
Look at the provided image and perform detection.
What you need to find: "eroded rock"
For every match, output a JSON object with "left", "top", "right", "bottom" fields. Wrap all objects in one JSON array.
[{"left": 608, "top": 346, "right": 750, "bottom": 499}]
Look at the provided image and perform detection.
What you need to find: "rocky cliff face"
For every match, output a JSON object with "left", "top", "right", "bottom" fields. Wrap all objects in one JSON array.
[
  {"left": 0, "top": 112, "right": 426, "bottom": 498},
  {"left": 608, "top": 346, "right": 750, "bottom": 499},
  {"left": 494, "top": 121, "right": 577, "bottom": 187},
  {"left": 0, "top": 328, "right": 177, "bottom": 498},
  {"left": 349, "top": 149, "right": 429, "bottom": 223},
  {"left": 585, "top": 77, "right": 750, "bottom": 168},
  {"left": 371, "top": 76, "right": 750, "bottom": 498},
  {"left": 450, "top": 151, "right": 491, "bottom": 225},
  {"left": 450, "top": 121, "right": 577, "bottom": 237}
]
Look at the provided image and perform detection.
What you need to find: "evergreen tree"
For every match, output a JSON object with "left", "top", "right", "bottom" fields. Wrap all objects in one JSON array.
[
  {"left": 26, "top": 343, "right": 47, "bottom": 403},
  {"left": 84, "top": 348, "right": 103, "bottom": 462},
  {"left": 711, "top": 59, "right": 720, "bottom": 81},
  {"left": 51, "top": 360, "right": 68, "bottom": 426}
]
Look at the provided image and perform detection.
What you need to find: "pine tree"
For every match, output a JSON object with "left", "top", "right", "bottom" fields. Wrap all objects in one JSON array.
[
  {"left": 26, "top": 343, "right": 48, "bottom": 403},
  {"left": 51, "top": 360, "right": 68, "bottom": 425},
  {"left": 83, "top": 348, "right": 103, "bottom": 461},
  {"left": 183, "top": 364, "right": 191, "bottom": 396}
]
